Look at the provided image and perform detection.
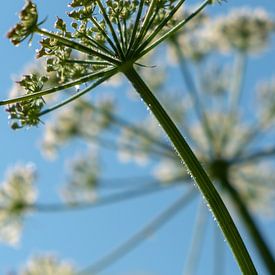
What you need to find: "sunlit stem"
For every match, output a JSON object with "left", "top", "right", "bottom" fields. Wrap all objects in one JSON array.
[
  {"left": 124, "top": 65, "right": 257, "bottom": 274},
  {"left": 138, "top": 0, "right": 209, "bottom": 59},
  {"left": 63, "top": 59, "right": 113, "bottom": 66},
  {"left": 126, "top": 0, "right": 145, "bottom": 56},
  {"left": 130, "top": 0, "right": 159, "bottom": 55},
  {"left": 79, "top": 189, "right": 197, "bottom": 275},
  {"left": 82, "top": 32, "right": 116, "bottom": 56},
  {"left": 39, "top": 69, "right": 118, "bottom": 116},
  {"left": 117, "top": 17, "right": 126, "bottom": 52},
  {"left": 135, "top": 0, "right": 186, "bottom": 55},
  {"left": 95, "top": 0, "right": 125, "bottom": 59},
  {"left": 0, "top": 68, "right": 115, "bottom": 106},
  {"left": 183, "top": 199, "right": 208, "bottom": 275},
  {"left": 89, "top": 16, "right": 119, "bottom": 56},
  {"left": 35, "top": 27, "right": 121, "bottom": 64}
]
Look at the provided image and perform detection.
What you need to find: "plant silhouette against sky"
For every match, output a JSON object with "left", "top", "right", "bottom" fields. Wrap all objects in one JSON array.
[{"left": 1, "top": 0, "right": 275, "bottom": 274}]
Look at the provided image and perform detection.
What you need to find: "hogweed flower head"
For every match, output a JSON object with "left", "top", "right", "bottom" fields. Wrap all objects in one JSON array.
[
  {"left": 7, "top": 1, "right": 38, "bottom": 45},
  {"left": 213, "top": 7, "right": 274, "bottom": 53},
  {"left": 0, "top": 163, "right": 37, "bottom": 245},
  {"left": 21, "top": 254, "right": 76, "bottom": 275},
  {"left": 2, "top": 0, "right": 216, "bottom": 129}
]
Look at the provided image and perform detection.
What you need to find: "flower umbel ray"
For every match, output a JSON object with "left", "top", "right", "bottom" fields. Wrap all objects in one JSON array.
[
  {"left": 2, "top": 0, "right": 258, "bottom": 274},
  {"left": 1, "top": 0, "right": 210, "bottom": 114}
]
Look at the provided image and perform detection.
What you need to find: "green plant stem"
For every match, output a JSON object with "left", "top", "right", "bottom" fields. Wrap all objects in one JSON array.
[
  {"left": 124, "top": 66, "right": 257, "bottom": 274},
  {"left": 0, "top": 67, "right": 115, "bottom": 105},
  {"left": 137, "top": 0, "right": 209, "bottom": 59},
  {"left": 35, "top": 28, "right": 121, "bottom": 65},
  {"left": 221, "top": 177, "right": 275, "bottom": 274}
]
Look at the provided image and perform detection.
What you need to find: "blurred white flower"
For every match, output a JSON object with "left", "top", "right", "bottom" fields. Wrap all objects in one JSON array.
[
  {"left": 21, "top": 254, "right": 75, "bottom": 275},
  {"left": 230, "top": 163, "right": 275, "bottom": 216},
  {"left": 213, "top": 7, "right": 274, "bottom": 53},
  {"left": 0, "top": 163, "right": 37, "bottom": 245},
  {"left": 61, "top": 151, "right": 99, "bottom": 204},
  {"left": 256, "top": 76, "right": 275, "bottom": 124},
  {"left": 42, "top": 96, "right": 115, "bottom": 159}
]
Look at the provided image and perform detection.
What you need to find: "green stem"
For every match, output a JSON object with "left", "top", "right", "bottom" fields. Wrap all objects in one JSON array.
[
  {"left": 35, "top": 28, "right": 120, "bottom": 65},
  {"left": 221, "top": 177, "right": 275, "bottom": 274},
  {"left": 0, "top": 67, "right": 115, "bottom": 106},
  {"left": 124, "top": 66, "right": 257, "bottom": 274},
  {"left": 137, "top": 0, "right": 209, "bottom": 59}
]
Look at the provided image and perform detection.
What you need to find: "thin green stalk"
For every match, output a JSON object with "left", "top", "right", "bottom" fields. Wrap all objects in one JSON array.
[
  {"left": 124, "top": 65, "right": 257, "bottom": 274},
  {"left": 221, "top": 177, "right": 275, "bottom": 274},
  {"left": 126, "top": 0, "right": 145, "bottom": 56},
  {"left": 39, "top": 69, "right": 118, "bottom": 116},
  {"left": 89, "top": 16, "right": 119, "bottom": 56},
  {"left": 117, "top": 17, "right": 126, "bottom": 52},
  {"left": 82, "top": 32, "right": 117, "bottom": 56},
  {"left": 0, "top": 67, "right": 115, "bottom": 105},
  {"left": 95, "top": 0, "right": 125, "bottom": 59},
  {"left": 63, "top": 59, "right": 113, "bottom": 66},
  {"left": 132, "top": 0, "right": 158, "bottom": 52},
  {"left": 137, "top": 0, "right": 209, "bottom": 59},
  {"left": 35, "top": 28, "right": 121, "bottom": 64},
  {"left": 134, "top": 0, "right": 186, "bottom": 55},
  {"left": 171, "top": 38, "right": 215, "bottom": 157},
  {"left": 78, "top": 189, "right": 197, "bottom": 275}
]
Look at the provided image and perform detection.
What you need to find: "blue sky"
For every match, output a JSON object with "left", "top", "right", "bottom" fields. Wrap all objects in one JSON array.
[{"left": 0, "top": 1, "right": 275, "bottom": 274}]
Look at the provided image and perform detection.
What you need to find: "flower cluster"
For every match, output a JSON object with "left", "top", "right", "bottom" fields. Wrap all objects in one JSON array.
[
  {"left": 3, "top": 0, "right": 217, "bottom": 129},
  {"left": 0, "top": 164, "right": 37, "bottom": 245},
  {"left": 7, "top": 0, "right": 38, "bottom": 45},
  {"left": 42, "top": 96, "right": 115, "bottom": 159},
  {"left": 6, "top": 74, "right": 48, "bottom": 129},
  {"left": 168, "top": 6, "right": 275, "bottom": 63},
  {"left": 21, "top": 254, "right": 75, "bottom": 275},
  {"left": 61, "top": 152, "right": 99, "bottom": 204},
  {"left": 214, "top": 7, "right": 275, "bottom": 53}
]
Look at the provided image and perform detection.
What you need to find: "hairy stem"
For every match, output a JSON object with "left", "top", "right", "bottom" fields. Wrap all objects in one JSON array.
[{"left": 124, "top": 66, "right": 257, "bottom": 274}]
